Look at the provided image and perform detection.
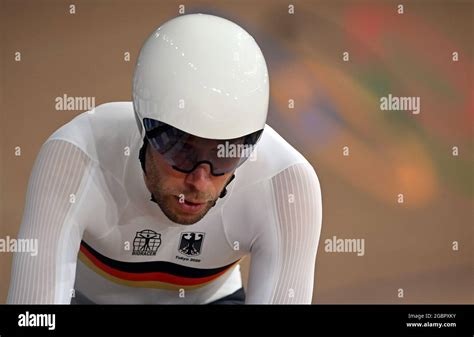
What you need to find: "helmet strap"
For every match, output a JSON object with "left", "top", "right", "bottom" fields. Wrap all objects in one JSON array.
[{"left": 219, "top": 173, "right": 235, "bottom": 199}]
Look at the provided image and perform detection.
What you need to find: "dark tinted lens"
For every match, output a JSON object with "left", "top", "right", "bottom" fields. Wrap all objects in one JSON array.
[{"left": 144, "top": 118, "right": 262, "bottom": 175}]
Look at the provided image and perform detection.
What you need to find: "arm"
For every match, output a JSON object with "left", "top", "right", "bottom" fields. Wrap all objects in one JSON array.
[
  {"left": 246, "top": 162, "right": 322, "bottom": 304},
  {"left": 7, "top": 140, "right": 92, "bottom": 304}
]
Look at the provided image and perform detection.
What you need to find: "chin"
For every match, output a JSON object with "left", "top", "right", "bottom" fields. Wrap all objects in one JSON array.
[
  {"left": 168, "top": 212, "right": 208, "bottom": 225},
  {"left": 161, "top": 199, "right": 212, "bottom": 225}
]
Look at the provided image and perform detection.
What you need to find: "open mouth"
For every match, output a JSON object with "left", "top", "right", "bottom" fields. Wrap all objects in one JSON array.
[
  {"left": 184, "top": 200, "right": 204, "bottom": 206},
  {"left": 174, "top": 196, "right": 207, "bottom": 213}
]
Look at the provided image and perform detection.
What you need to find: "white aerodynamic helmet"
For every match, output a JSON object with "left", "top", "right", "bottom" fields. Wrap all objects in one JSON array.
[{"left": 132, "top": 13, "right": 270, "bottom": 141}]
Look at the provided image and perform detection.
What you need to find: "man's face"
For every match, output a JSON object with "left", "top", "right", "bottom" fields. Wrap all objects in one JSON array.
[{"left": 143, "top": 143, "right": 234, "bottom": 225}]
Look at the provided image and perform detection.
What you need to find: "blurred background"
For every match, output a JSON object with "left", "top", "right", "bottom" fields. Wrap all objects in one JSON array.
[{"left": 1, "top": 0, "right": 472, "bottom": 303}]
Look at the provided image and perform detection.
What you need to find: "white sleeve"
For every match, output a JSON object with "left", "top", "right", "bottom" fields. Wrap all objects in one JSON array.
[
  {"left": 246, "top": 162, "right": 322, "bottom": 304},
  {"left": 7, "top": 140, "right": 92, "bottom": 304}
]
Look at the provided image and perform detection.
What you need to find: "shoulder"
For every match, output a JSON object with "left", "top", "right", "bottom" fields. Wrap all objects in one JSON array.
[
  {"left": 45, "top": 102, "right": 140, "bottom": 178},
  {"left": 229, "top": 124, "right": 312, "bottom": 192},
  {"left": 221, "top": 125, "right": 321, "bottom": 249},
  {"left": 47, "top": 101, "right": 139, "bottom": 158}
]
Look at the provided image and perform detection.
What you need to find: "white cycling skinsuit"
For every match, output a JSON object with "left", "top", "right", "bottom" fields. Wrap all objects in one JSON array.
[{"left": 7, "top": 102, "right": 322, "bottom": 304}]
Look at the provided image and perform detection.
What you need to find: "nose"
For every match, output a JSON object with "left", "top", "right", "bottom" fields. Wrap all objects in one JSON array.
[{"left": 184, "top": 163, "right": 212, "bottom": 191}]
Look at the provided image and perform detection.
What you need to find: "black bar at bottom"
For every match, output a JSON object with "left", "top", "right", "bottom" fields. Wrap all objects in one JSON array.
[{"left": 0, "top": 304, "right": 472, "bottom": 337}]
